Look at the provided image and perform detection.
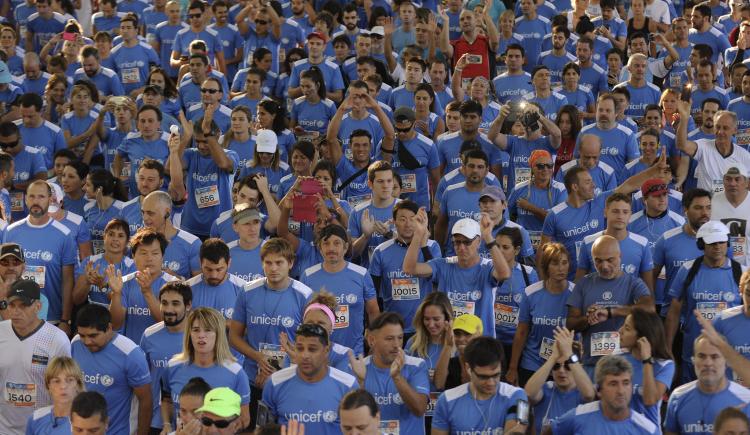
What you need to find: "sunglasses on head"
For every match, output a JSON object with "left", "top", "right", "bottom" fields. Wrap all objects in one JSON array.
[
  {"left": 297, "top": 322, "right": 328, "bottom": 338},
  {"left": 201, "top": 416, "right": 237, "bottom": 429},
  {"left": 201, "top": 88, "right": 220, "bottom": 94},
  {"left": 535, "top": 163, "right": 553, "bottom": 170},
  {"left": 552, "top": 362, "right": 571, "bottom": 371}
]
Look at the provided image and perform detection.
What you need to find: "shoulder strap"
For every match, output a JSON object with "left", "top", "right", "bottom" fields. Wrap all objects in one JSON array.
[
  {"left": 520, "top": 264, "right": 530, "bottom": 287},
  {"left": 681, "top": 256, "right": 705, "bottom": 301},
  {"left": 335, "top": 162, "right": 370, "bottom": 194},
  {"left": 731, "top": 259, "right": 743, "bottom": 287}
]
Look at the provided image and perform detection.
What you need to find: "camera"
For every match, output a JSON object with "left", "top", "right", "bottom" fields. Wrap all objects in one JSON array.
[{"left": 521, "top": 110, "right": 541, "bottom": 131}]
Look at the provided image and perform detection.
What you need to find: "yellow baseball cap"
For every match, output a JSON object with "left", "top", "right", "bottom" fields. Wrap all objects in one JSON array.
[
  {"left": 195, "top": 388, "right": 241, "bottom": 418},
  {"left": 453, "top": 314, "right": 483, "bottom": 335}
]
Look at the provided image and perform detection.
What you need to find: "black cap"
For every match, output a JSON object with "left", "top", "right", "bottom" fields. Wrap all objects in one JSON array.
[
  {"left": 143, "top": 84, "right": 163, "bottom": 95},
  {"left": 393, "top": 107, "right": 416, "bottom": 123},
  {"left": 8, "top": 279, "right": 40, "bottom": 304},
  {"left": 0, "top": 243, "right": 23, "bottom": 262}
]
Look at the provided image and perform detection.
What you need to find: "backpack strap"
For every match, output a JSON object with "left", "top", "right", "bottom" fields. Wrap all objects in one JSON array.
[
  {"left": 681, "top": 256, "right": 705, "bottom": 301},
  {"left": 520, "top": 264, "right": 530, "bottom": 287}
]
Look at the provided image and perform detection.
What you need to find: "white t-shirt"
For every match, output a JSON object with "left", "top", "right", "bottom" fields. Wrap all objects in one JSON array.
[
  {"left": 693, "top": 140, "right": 750, "bottom": 193},
  {"left": 712, "top": 191, "right": 750, "bottom": 266},
  {"left": 0, "top": 320, "right": 71, "bottom": 434}
]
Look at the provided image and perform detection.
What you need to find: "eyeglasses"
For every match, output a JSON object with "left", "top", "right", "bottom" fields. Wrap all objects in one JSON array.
[
  {"left": 535, "top": 163, "right": 554, "bottom": 170},
  {"left": 297, "top": 323, "right": 328, "bottom": 339},
  {"left": 394, "top": 125, "right": 413, "bottom": 133},
  {"left": 201, "top": 416, "right": 237, "bottom": 429},
  {"left": 256, "top": 19, "right": 268, "bottom": 25},
  {"left": 552, "top": 362, "right": 571, "bottom": 371},
  {"left": 471, "top": 369, "right": 502, "bottom": 381},
  {"left": 188, "top": 13, "right": 201, "bottom": 18},
  {"left": 0, "top": 139, "right": 18, "bottom": 149},
  {"left": 452, "top": 238, "right": 476, "bottom": 246},
  {"left": 200, "top": 88, "right": 220, "bottom": 94}
]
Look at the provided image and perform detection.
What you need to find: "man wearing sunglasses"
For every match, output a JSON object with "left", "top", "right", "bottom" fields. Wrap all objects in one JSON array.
[
  {"left": 178, "top": 53, "right": 230, "bottom": 112},
  {"left": 262, "top": 323, "right": 357, "bottom": 434},
  {"left": 554, "top": 135, "right": 617, "bottom": 197},
  {"left": 0, "top": 243, "right": 49, "bottom": 320},
  {"left": 0, "top": 121, "right": 47, "bottom": 221},
  {"left": 171, "top": 0, "right": 226, "bottom": 75},
  {"left": 194, "top": 387, "right": 243, "bottom": 435},
  {"left": 432, "top": 336, "right": 529, "bottom": 434},
  {"left": 186, "top": 78, "right": 232, "bottom": 134}
]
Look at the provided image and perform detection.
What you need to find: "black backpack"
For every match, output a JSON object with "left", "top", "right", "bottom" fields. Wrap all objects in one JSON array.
[{"left": 681, "top": 255, "right": 743, "bottom": 297}]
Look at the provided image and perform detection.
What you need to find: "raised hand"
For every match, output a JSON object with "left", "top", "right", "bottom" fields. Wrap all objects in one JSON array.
[
  {"left": 390, "top": 348, "right": 405, "bottom": 379},
  {"left": 553, "top": 326, "right": 574, "bottom": 360},
  {"left": 348, "top": 350, "right": 367, "bottom": 381},
  {"left": 105, "top": 264, "right": 123, "bottom": 295},
  {"left": 636, "top": 336, "right": 652, "bottom": 360},
  {"left": 279, "top": 332, "right": 297, "bottom": 364},
  {"left": 361, "top": 208, "right": 375, "bottom": 237}
]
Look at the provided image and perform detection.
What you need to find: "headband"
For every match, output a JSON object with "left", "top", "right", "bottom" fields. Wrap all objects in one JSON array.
[{"left": 304, "top": 303, "right": 336, "bottom": 326}]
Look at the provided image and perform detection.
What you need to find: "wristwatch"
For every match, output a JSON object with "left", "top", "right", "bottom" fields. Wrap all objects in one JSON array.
[
  {"left": 566, "top": 354, "right": 580, "bottom": 365},
  {"left": 485, "top": 240, "right": 498, "bottom": 250},
  {"left": 642, "top": 357, "right": 655, "bottom": 365}
]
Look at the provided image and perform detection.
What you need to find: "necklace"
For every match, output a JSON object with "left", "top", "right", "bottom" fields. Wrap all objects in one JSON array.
[{"left": 472, "top": 386, "right": 498, "bottom": 430}]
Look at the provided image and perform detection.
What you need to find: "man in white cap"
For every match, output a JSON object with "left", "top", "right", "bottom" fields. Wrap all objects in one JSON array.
[
  {"left": 404, "top": 210, "right": 511, "bottom": 337},
  {"left": 711, "top": 165, "right": 750, "bottom": 266},
  {"left": 665, "top": 220, "right": 746, "bottom": 383},
  {"left": 47, "top": 181, "right": 93, "bottom": 260}
]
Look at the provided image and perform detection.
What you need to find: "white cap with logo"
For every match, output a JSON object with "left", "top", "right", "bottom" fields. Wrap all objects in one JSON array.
[
  {"left": 451, "top": 218, "right": 480, "bottom": 239},
  {"left": 696, "top": 220, "right": 730, "bottom": 245}
]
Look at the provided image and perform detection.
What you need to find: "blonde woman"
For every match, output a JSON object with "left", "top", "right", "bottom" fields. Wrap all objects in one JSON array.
[
  {"left": 26, "top": 356, "right": 86, "bottom": 434},
  {"left": 161, "top": 307, "right": 251, "bottom": 430},
  {"left": 406, "top": 292, "right": 454, "bottom": 392}
]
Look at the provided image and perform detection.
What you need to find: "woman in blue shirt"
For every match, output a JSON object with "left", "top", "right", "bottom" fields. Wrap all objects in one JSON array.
[
  {"left": 25, "top": 356, "right": 85, "bottom": 435},
  {"left": 96, "top": 96, "right": 136, "bottom": 174},
  {"left": 414, "top": 83, "right": 445, "bottom": 141},
  {"left": 162, "top": 307, "right": 251, "bottom": 429},
  {"left": 256, "top": 99, "right": 296, "bottom": 163},
  {"left": 312, "top": 160, "right": 351, "bottom": 227},
  {"left": 143, "top": 68, "right": 181, "bottom": 120},
  {"left": 83, "top": 169, "right": 128, "bottom": 255},
  {"left": 406, "top": 293, "right": 454, "bottom": 391},
  {"left": 556, "top": 63, "right": 595, "bottom": 122},
  {"left": 60, "top": 160, "right": 89, "bottom": 217},
  {"left": 290, "top": 67, "right": 337, "bottom": 139},
  {"left": 508, "top": 242, "right": 574, "bottom": 387},
  {"left": 224, "top": 106, "right": 256, "bottom": 172},
  {"left": 230, "top": 68, "right": 263, "bottom": 116},
  {"left": 43, "top": 73, "right": 69, "bottom": 124},
  {"left": 239, "top": 123, "right": 291, "bottom": 198},
  {"left": 62, "top": 83, "right": 99, "bottom": 161}
]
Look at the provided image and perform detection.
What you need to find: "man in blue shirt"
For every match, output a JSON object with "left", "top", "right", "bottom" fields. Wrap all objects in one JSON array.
[
  {"left": 72, "top": 304, "right": 152, "bottom": 435},
  {"left": 24, "top": 0, "right": 65, "bottom": 53},
  {"left": 514, "top": 0, "right": 551, "bottom": 72},
  {"left": 689, "top": 2, "right": 731, "bottom": 65},
  {"left": 665, "top": 220, "right": 745, "bottom": 383},
  {"left": 555, "top": 135, "right": 617, "bottom": 195},
  {"left": 566, "top": 235, "right": 653, "bottom": 375},
  {"left": 208, "top": 1, "right": 243, "bottom": 83},
  {"left": 348, "top": 312, "right": 430, "bottom": 435},
  {"left": 115, "top": 105, "right": 170, "bottom": 197},
  {"left": 288, "top": 32, "right": 345, "bottom": 103},
  {"left": 541, "top": 26, "right": 578, "bottom": 86},
  {"left": 613, "top": 54, "right": 662, "bottom": 118},
  {"left": 262, "top": 323, "right": 358, "bottom": 434},
  {"left": 16, "top": 93, "right": 66, "bottom": 170},
  {"left": 69, "top": 392, "right": 110, "bottom": 435},
  {"left": 74, "top": 45, "right": 125, "bottom": 101},
  {"left": 576, "top": 37, "right": 610, "bottom": 98},
  {"left": 551, "top": 355, "right": 659, "bottom": 434},
  {"left": 110, "top": 13, "right": 160, "bottom": 96},
  {"left": 152, "top": 1, "right": 187, "bottom": 79},
  {"left": 170, "top": 0, "right": 226, "bottom": 74},
  {"left": 186, "top": 238, "right": 246, "bottom": 322},
  {"left": 493, "top": 44, "right": 534, "bottom": 103},
  {"left": 139, "top": 281, "right": 191, "bottom": 434},
  {"left": 433, "top": 336, "right": 529, "bottom": 434}
]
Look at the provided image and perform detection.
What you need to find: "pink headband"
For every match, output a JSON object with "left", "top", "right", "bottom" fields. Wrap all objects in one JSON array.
[{"left": 304, "top": 303, "right": 336, "bottom": 326}]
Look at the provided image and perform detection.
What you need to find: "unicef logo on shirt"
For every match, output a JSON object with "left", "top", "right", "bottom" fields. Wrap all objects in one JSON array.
[
  {"left": 590, "top": 219, "right": 599, "bottom": 229},
  {"left": 602, "top": 291, "right": 613, "bottom": 301},
  {"left": 168, "top": 261, "right": 180, "bottom": 271},
  {"left": 100, "top": 375, "right": 114, "bottom": 387},
  {"left": 316, "top": 120, "right": 325, "bottom": 128},
  {"left": 322, "top": 411, "right": 337, "bottom": 423},
  {"left": 222, "top": 40, "right": 229, "bottom": 46},
  {"left": 211, "top": 173, "right": 218, "bottom": 182},
  {"left": 281, "top": 316, "right": 294, "bottom": 328},
  {"left": 725, "top": 292, "right": 737, "bottom": 302},
  {"left": 625, "top": 264, "right": 636, "bottom": 274},
  {"left": 470, "top": 290, "right": 482, "bottom": 301},
  {"left": 41, "top": 251, "right": 53, "bottom": 261},
  {"left": 282, "top": 37, "right": 289, "bottom": 44},
  {"left": 346, "top": 294, "right": 358, "bottom": 304},
  {"left": 533, "top": 33, "right": 541, "bottom": 38},
  {"left": 18, "top": 171, "right": 29, "bottom": 180},
  {"left": 393, "top": 393, "right": 403, "bottom": 405},
  {"left": 136, "top": 61, "right": 144, "bottom": 67},
  {"left": 225, "top": 308, "right": 234, "bottom": 318},
  {"left": 610, "top": 148, "right": 619, "bottom": 156},
  {"left": 513, "top": 293, "right": 522, "bottom": 304}
]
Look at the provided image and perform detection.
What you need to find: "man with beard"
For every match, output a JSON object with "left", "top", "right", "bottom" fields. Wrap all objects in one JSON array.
[
  {"left": 185, "top": 78, "right": 233, "bottom": 134},
  {"left": 550, "top": 355, "right": 658, "bottom": 434},
  {"left": 15, "top": 93, "right": 66, "bottom": 170},
  {"left": 435, "top": 149, "right": 491, "bottom": 256},
  {"left": 187, "top": 238, "right": 246, "bottom": 322},
  {"left": 0, "top": 122, "right": 48, "bottom": 221},
  {"left": 262, "top": 323, "right": 358, "bottom": 434},
  {"left": 688, "top": 2, "right": 731, "bottom": 66},
  {"left": 541, "top": 26, "right": 578, "bottom": 86},
  {"left": 332, "top": 4, "right": 362, "bottom": 52},
  {"left": 73, "top": 46, "right": 125, "bottom": 101},
  {"left": 678, "top": 98, "right": 720, "bottom": 191},
  {"left": 3, "top": 180, "right": 76, "bottom": 333},
  {"left": 139, "top": 281, "right": 192, "bottom": 435}
]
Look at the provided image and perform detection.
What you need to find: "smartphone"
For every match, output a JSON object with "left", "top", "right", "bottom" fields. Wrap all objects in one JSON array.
[
  {"left": 680, "top": 83, "right": 692, "bottom": 102},
  {"left": 110, "top": 96, "right": 127, "bottom": 106},
  {"left": 466, "top": 54, "right": 483, "bottom": 64},
  {"left": 62, "top": 32, "right": 76, "bottom": 41},
  {"left": 516, "top": 400, "right": 530, "bottom": 425}
]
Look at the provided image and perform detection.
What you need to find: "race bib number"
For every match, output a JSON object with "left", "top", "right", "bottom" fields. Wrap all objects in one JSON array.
[
  {"left": 737, "top": 129, "right": 750, "bottom": 146},
  {"left": 515, "top": 167, "right": 531, "bottom": 185},
  {"left": 400, "top": 174, "right": 417, "bottom": 193},
  {"left": 380, "top": 420, "right": 399, "bottom": 435},
  {"left": 288, "top": 219, "right": 301, "bottom": 236},
  {"left": 121, "top": 67, "right": 140, "bottom": 84},
  {"left": 451, "top": 300, "right": 475, "bottom": 318},
  {"left": 10, "top": 192, "right": 23, "bottom": 212},
  {"left": 494, "top": 303, "right": 519, "bottom": 328},
  {"left": 575, "top": 240, "right": 584, "bottom": 261},
  {"left": 195, "top": 185, "right": 220, "bottom": 208},
  {"left": 92, "top": 239, "right": 104, "bottom": 255},
  {"left": 5, "top": 382, "right": 35, "bottom": 407},
  {"left": 391, "top": 278, "right": 420, "bottom": 301},
  {"left": 425, "top": 392, "right": 439, "bottom": 417},
  {"left": 730, "top": 236, "right": 746, "bottom": 261},
  {"left": 540, "top": 337, "right": 555, "bottom": 360},
  {"left": 259, "top": 343, "right": 286, "bottom": 371},
  {"left": 696, "top": 302, "right": 728, "bottom": 321},
  {"left": 428, "top": 368, "right": 435, "bottom": 384},
  {"left": 590, "top": 331, "right": 620, "bottom": 356},
  {"left": 334, "top": 305, "right": 350, "bottom": 329},
  {"left": 120, "top": 161, "right": 132, "bottom": 179},
  {"left": 669, "top": 74, "right": 682, "bottom": 89},
  {"left": 22, "top": 266, "right": 46, "bottom": 288},
  {"left": 348, "top": 193, "right": 371, "bottom": 208},
  {"left": 712, "top": 179, "right": 724, "bottom": 193},
  {"left": 529, "top": 231, "right": 542, "bottom": 249}
]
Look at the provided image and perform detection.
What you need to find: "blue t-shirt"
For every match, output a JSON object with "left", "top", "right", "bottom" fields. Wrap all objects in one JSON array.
[
  {"left": 519, "top": 281, "right": 574, "bottom": 371},
  {"left": 621, "top": 352, "right": 675, "bottom": 426},
  {"left": 436, "top": 132, "right": 502, "bottom": 174},
  {"left": 300, "top": 262, "right": 376, "bottom": 354},
  {"left": 514, "top": 15, "right": 551, "bottom": 72},
  {"left": 495, "top": 263, "right": 539, "bottom": 344},
  {"left": 567, "top": 272, "right": 651, "bottom": 366},
  {"left": 493, "top": 71, "right": 534, "bottom": 103},
  {"left": 14, "top": 120, "right": 66, "bottom": 170},
  {"left": 714, "top": 306, "right": 750, "bottom": 381},
  {"left": 75, "top": 254, "right": 136, "bottom": 307},
  {"left": 262, "top": 366, "right": 358, "bottom": 435},
  {"left": 116, "top": 131, "right": 170, "bottom": 197},
  {"left": 337, "top": 112, "right": 384, "bottom": 159},
  {"left": 232, "top": 278, "right": 313, "bottom": 382},
  {"left": 381, "top": 133, "right": 440, "bottom": 209},
  {"left": 578, "top": 63, "right": 610, "bottom": 98},
  {"left": 83, "top": 200, "right": 126, "bottom": 255},
  {"left": 370, "top": 238, "right": 442, "bottom": 334},
  {"left": 552, "top": 401, "right": 659, "bottom": 434},
  {"left": 163, "top": 230, "right": 201, "bottom": 278},
  {"left": 73, "top": 66, "right": 125, "bottom": 98},
  {"left": 439, "top": 183, "right": 483, "bottom": 256},
  {"left": 577, "top": 231, "right": 654, "bottom": 276},
  {"left": 186, "top": 103, "right": 232, "bottom": 134},
  {"left": 187, "top": 273, "right": 246, "bottom": 321},
  {"left": 291, "top": 97, "right": 338, "bottom": 136},
  {"left": 363, "top": 354, "right": 430, "bottom": 435},
  {"left": 576, "top": 124, "right": 640, "bottom": 182},
  {"left": 25, "top": 406, "right": 70, "bottom": 435},
  {"left": 668, "top": 259, "right": 743, "bottom": 361},
  {"left": 522, "top": 91, "right": 568, "bottom": 121},
  {"left": 508, "top": 180, "right": 568, "bottom": 235},
  {"left": 427, "top": 257, "right": 498, "bottom": 337},
  {"left": 433, "top": 382, "right": 527, "bottom": 433},
  {"left": 110, "top": 41, "right": 160, "bottom": 94},
  {"left": 653, "top": 226, "right": 702, "bottom": 307},
  {"left": 504, "top": 135, "right": 557, "bottom": 190},
  {"left": 71, "top": 333, "right": 151, "bottom": 435},
  {"left": 532, "top": 382, "right": 585, "bottom": 434},
  {"left": 227, "top": 239, "right": 265, "bottom": 283},
  {"left": 61, "top": 110, "right": 99, "bottom": 158},
  {"left": 26, "top": 11, "right": 66, "bottom": 52},
  {"left": 665, "top": 380, "right": 750, "bottom": 434},
  {"left": 288, "top": 58, "right": 345, "bottom": 93},
  {"left": 172, "top": 27, "right": 223, "bottom": 65},
  {"left": 139, "top": 322, "right": 184, "bottom": 429},
  {"left": 3, "top": 218, "right": 77, "bottom": 321},
  {"left": 688, "top": 27, "right": 731, "bottom": 64},
  {"left": 119, "top": 271, "right": 179, "bottom": 343},
  {"left": 154, "top": 22, "right": 189, "bottom": 78}
]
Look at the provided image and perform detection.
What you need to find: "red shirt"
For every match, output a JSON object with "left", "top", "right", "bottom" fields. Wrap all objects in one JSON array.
[{"left": 451, "top": 33, "right": 490, "bottom": 80}]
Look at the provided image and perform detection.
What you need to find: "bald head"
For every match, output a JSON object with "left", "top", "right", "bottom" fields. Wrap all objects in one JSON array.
[
  {"left": 592, "top": 235, "right": 621, "bottom": 279},
  {"left": 579, "top": 135, "right": 602, "bottom": 169}
]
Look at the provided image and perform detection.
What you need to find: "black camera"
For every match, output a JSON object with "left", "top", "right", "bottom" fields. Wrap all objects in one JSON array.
[{"left": 521, "top": 110, "right": 541, "bottom": 131}]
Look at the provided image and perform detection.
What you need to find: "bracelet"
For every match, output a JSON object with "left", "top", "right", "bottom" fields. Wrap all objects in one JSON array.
[
  {"left": 485, "top": 240, "right": 498, "bottom": 250},
  {"left": 381, "top": 148, "right": 394, "bottom": 154},
  {"left": 606, "top": 306, "right": 612, "bottom": 319}
]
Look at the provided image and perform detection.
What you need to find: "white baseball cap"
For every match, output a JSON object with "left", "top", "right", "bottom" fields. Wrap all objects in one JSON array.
[
  {"left": 47, "top": 182, "right": 63, "bottom": 213},
  {"left": 696, "top": 221, "right": 730, "bottom": 245},
  {"left": 451, "top": 218, "right": 480, "bottom": 239},
  {"left": 255, "top": 129, "right": 278, "bottom": 153}
]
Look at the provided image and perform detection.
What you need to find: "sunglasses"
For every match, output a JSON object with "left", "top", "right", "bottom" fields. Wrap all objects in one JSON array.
[
  {"left": 452, "top": 238, "right": 476, "bottom": 246},
  {"left": 535, "top": 163, "right": 554, "bottom": 170},
  {"left": 394, "top": 125, "right": 413, "bottom": 133},
  {"left": 552, "top": 362, "right": 571, "bottom": 371},
  {"left": 256, "top": 19, "right": 268, "bottom": 25},
  {"left": 471, "top": 369, "right": 502, "bottom": 381},
  {"left": 201, "top": 88, "right": 220, "bottom": 94},
  {"left": 0, "top": 258, "right": 23, "bottom": 267},
  {"left": 188, "top": 13, "right": 201, "bottom": 18},
  {"left": 201, "top": 416, "right": 237, "bottom": 429},
  {"left": 0, "top": 139, "right": 18, "bottom": 149}
]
